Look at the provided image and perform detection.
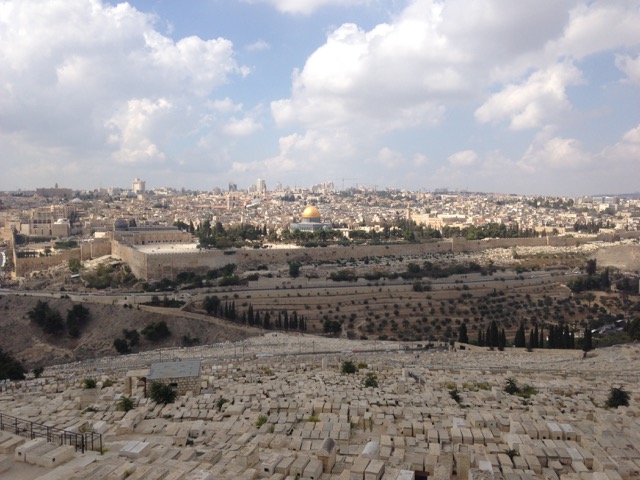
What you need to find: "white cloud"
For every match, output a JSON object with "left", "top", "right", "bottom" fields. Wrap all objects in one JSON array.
[
  {"left": 518, "top": 128, "right": 589, "bottom": 173},
  {"left": 105, "top": 98, "right": 172, "bottom": 164},
  {"left": 272, "top": 0, "right": 640, "bottom": 168},
  {"left": 223, "top": 116, "right": 262, "bottom": 137},
  {"left": 208, "top": 98, "right": 243, "bottom": 114},
  {"left": 376, "top": 148, "right": 405, "bottom": 169},
  {"left": 448, "top": 150, "right": 478, "bottom": 167},
  {"left": 0, "top": 0, "right": 247, "bottom": 184},
  {"left": 549, "top": 1, "right": 640, "bottom": 60},
  {"left": 603, "top": 123, "right": 640, "bottom": 161},
  {"left": 246, "top": 40, "right": 271, "bottom": 52},
  {"left": 412, "top": 154, "right": 429, "bottom": 167},
  {"left": 475, "top": 62, "right": 583, "bottom": 130},
  {"left": 244, "top": 0, "right": 370, "bottom": 15},
  {"left": 615, "top": 54, "right": 640, "bottom": 86}
]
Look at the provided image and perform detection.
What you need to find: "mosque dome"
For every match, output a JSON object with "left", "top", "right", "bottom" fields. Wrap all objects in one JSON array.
[
  {"left": 301, "top": 206, "right": 321, "bottom": 220},
  {"left": 114, "top": 218, "right": 129, "bottom": 230}
]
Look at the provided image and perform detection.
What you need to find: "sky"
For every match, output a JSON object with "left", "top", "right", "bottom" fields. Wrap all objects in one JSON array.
[{"left": 0, "top": 0, "right": 639, "bottom": 196}]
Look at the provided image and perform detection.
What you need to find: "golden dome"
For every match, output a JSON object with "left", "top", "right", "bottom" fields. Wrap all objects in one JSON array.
[{"left": 301, "top": 205, "right": 321, "bottom": 219}]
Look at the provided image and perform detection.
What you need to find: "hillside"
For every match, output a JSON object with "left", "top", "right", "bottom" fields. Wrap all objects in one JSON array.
[{"left": 0, "top": 294, "right": 255, "bottom": 368}]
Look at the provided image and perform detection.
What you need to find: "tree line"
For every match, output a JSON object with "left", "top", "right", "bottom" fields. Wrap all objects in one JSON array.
[
  {"left": 459, "top": 320, "right": 594, "bottom": 352},
  {"left": 203, "top": 296, "right": 308, "bottom": 331}
]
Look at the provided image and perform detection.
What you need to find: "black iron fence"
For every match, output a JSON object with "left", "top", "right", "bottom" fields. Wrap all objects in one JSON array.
[{"left": 0, "top": 412, "right": 102, "bottom": 454}]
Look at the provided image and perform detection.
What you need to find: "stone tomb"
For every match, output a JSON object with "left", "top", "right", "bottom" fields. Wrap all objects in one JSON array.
[{"left": 147, "top": 359, "right": 202, "bottom": 397}]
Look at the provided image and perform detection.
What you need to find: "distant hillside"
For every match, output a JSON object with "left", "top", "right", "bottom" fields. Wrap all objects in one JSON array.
[{"left": 0, "top": 294, "right": 254, "bottom": 369}]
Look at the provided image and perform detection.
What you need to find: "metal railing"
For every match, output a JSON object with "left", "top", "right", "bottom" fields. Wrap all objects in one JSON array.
[{"left": 0, "top": 412, "right": 102, "bottom": 454}]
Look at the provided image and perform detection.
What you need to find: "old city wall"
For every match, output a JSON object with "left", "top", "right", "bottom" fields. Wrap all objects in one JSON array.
[
  {"left": 13, "top": 233, "right": 610, "bottom": 281},
  {"left": 141, "top": 235, "right": 609, "bottom": 281},
  {"left": 450, "top": 235, "right": 600, "bottom": 252},
  {"left": 79, "top": 239, "right": 112, "bottom": 260},
  {"left": 14, "top": 239, "right": 111, "bottom": 277},
  {"left": 112, "top": 242, "right": 148, "bottom": 281},
  {"left": 143, "top": 250, "right": 234, "bottom": 282}
]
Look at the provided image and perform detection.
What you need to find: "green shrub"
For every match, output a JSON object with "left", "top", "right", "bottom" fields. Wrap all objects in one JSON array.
[
  {"left": 256, "top": 414, "right": 268, "bottom": 427},
  {"left": 448, "top": 387, "right": 461, "bottom": 404},
  {"left": 606, "top": 387, "right": 630, "bottom": 409},
  {"left": 117, "top": 396, "right": 135, "bottom": 412},
  {"left": 504, "top": 378, "right": 519, "bottom": 395},
  {"left": 113, "top": 338, "right": 131, "bottom": 354},
  {"left": 149, "top": 381, "right": 177, "bottom": 404},
  {"left": 504, "top": 449, "right": 519, "bottom": 460},
  {"left": 83, "top": 378, "right": 97, "bottom": 389},
  {"left": 519, "top": 384, "right": 538, "bottom": 398},
  {"left": 306, "top": 415, "right": 320, "bottom": 423},
  {"left": 341, "top": 360, "right": 357, "bottom": 374},
  {"left": 363, "top": 372, "right": 378, "bottom": 388},
  {"left": 215, "top": 396, "right": 229, "bottom": 411},
  {"left": 504, "top": 378, "right": 537, "bottom": 398},
  {"left": 141, "top": 321, "right": 171, "bottom": 342},
  {"left": 0, "top": 348, "right": 26, "bottom": 381}
]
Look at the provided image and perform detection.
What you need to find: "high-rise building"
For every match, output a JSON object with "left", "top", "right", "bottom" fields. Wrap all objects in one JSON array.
[
  {"left": 132, "top": 178, "right": 146, "bottom": 194},
  {"left": 256, "top": 178, "right": 267, "bottom": 194},
  {"left": 228, "top": 182, "right": 238, "bottom": 192}
]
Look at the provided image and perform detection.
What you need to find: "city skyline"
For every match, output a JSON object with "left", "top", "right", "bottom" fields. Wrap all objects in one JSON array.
[{"left": 1, "top": 0, "right": 639, "bottom": 196}]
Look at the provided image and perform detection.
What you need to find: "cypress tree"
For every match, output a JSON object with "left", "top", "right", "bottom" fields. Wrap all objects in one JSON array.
[
  {"left": 514, "top": 323, "right": 526, "bottom": 348},
  {"left": 498, "top": 328, "right": 506, "bottom": 351},
  {"left": 489, "top": 321, "right": 500, "bottom": 349},
  {"left": 563, "top": 324, "right": 571, "bottom": 349},
  {"left": 458, "top": 322, "right": 469, "bottom": 344},
  {"left": 583, "top": 326, "right": 593, "bottom": 352}
]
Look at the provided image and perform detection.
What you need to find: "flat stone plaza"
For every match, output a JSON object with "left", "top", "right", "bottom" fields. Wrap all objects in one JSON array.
[{"left": 0, "top": 333, "right": 638, "bottom": 480}]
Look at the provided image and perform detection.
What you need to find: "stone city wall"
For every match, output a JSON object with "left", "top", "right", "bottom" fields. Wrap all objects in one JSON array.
[
  {"left": 112, "top": 242, "right": 148, "bottom": 281},
  {"left": 139, "top": 235, "right": 604, "bottom": 282},
  {"left": 112, "top": 229, "right": 192, "bottom": 245},
  {"left": 13, "top": 239, "right": 111, "bottom": 277},
  {"left": 12, "top": 233, "right": 608, "bottom": 280}
]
